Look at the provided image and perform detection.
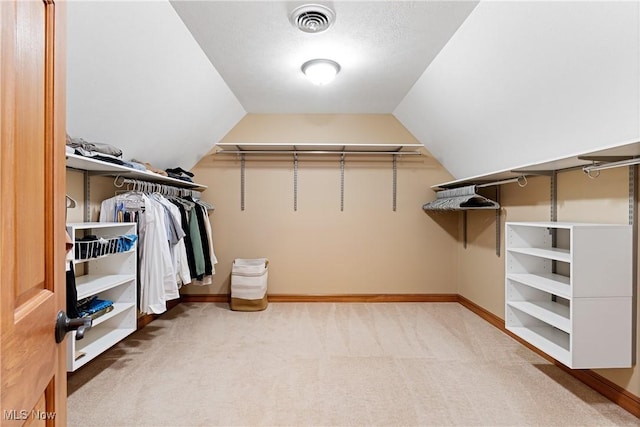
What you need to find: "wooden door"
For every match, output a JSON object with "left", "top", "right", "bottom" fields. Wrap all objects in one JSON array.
[{"left": 1, "top": 0, "right": 67, "bottom": 425}]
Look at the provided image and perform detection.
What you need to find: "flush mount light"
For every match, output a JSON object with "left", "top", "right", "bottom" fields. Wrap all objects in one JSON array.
[{"left": 301, "top": 59, "right": 341, "bottom": 85}]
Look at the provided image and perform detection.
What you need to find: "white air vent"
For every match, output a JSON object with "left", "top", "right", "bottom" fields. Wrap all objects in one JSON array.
[{"left": 290, "top": 4, "right": 335, "bottom": 33}]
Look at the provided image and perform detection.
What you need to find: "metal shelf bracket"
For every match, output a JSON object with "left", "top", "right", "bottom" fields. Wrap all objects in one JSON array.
[
  {"left": 392, "top": 154, "right": 398, "bottom": 212},
  {"left": 340, "top": 153, "right": 345, "bottom": 212}
]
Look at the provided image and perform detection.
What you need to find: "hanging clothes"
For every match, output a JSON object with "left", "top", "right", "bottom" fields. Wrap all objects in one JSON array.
[
  {"left": 201, "top": 205, "right": 218, "bottom": 274},
  {"left": 100, "top": 192, "right": 174, "bottom": 314},
  {"left": 138, "top": 193, "right": 177, "bottom": 312},
  {"left": 153, "top": 194, "right": 191, "bottom": 288},
  {"left": 99, "top": 185, "right": 217, "bottom": 312},
  {"left": 169, "top": 199, "right": 198, "bottom": 281},
  {"left": 189, "top": 207, "right": 206, "bottom": 279},
  {"left": 191, "top": 203, "right": 218, "bottom": 285}
]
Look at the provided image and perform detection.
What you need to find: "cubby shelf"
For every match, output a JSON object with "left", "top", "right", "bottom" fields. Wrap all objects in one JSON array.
[
  {"left": 505, "top": 222, "right": 632, "bottom": 369},
  {"left": 66, "top": 222, "right": 138, "bottom": 372},
  {"left": 507, "top": 273, "right": 571, "bottom": 299}
]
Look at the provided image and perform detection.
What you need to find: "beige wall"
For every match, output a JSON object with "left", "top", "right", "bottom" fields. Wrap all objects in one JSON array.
[
  {"left": 65, "top": 170, "right": 118, "bottom": 223},
  {"left": 457, "top": 167, "right": 639, "bottom": 397},
  {"left": 184, "top": 114, "right": 458, "bottom": 295},
  {"left": 457, "top": 176, "right": 552, "bottom": 317}
]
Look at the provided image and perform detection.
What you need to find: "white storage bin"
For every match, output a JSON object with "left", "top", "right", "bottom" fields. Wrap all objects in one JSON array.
[{"left": 231, "top": 258, "right": 268, "bottom": 311}]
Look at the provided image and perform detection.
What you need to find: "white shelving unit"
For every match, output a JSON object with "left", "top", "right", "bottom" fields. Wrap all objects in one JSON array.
[
  {"left": 505, "top": 222, "right": 633, "bottom": 369},
  {"left": 66, "top": 222, "right": 137, "bottom": 372}
]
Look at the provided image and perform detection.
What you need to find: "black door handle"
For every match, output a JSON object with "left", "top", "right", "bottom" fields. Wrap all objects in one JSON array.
[{"left": 55, "top": 311, "right": 92, "bottom": 343}]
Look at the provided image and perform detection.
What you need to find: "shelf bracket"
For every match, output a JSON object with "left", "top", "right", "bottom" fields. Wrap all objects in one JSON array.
[
  {"left": 293, "top": 153, "right": 298, "bottom": 212},
  {"left": 392, "top": 154, "right": 398, "bottom": 212},
  {"left": 83, "top": 170, "right": 90, "bottom": 222},
  {"left": 340, "top": 153, "right": 345, "bottom": 212},
  {"left": 463, "top": 211, "right": 467, "bottom": 249},
  {"left": 550, "top": 171, "right": 558, "bottom": 223},
  {"left": 629, "top": 165, "right": 636, "bottom": 227},
  {"left": 495, "top": 187, "right": 501, "bottom": 257},
  {"left": 550, "top": 171, "right": 558, "bottom": 276},
  {"left": 630, "top": 165, "right": 638, "bottom": 365},
  {"left": 240, "top": 154, "right": 246, "bottom": 211}
]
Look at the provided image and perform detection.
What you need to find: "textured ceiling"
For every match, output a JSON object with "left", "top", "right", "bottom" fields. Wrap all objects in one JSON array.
[{"left": 171, "top": 1, "right": 478, "bottom": 114}]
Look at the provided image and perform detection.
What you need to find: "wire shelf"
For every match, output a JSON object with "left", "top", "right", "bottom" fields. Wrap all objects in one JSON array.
[{"left": 74, "top": 235, "right": 136, "bottom": 261}]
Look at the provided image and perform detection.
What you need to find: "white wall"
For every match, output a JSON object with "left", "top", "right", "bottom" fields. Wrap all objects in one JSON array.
[
  {"left": 66, "top": 0, "right": 245, "bottom": 170},
  {"left": 394, "top": 1, "right": 640, "bottom": 179}
]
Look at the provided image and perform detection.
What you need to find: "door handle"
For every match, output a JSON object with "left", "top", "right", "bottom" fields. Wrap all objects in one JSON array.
[{"left": 55, "top": 311, "right": 92, "bottom": 343}]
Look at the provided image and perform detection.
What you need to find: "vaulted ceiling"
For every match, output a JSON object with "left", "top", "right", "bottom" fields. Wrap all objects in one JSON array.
[
  {"left": 170, "top": 1, "right": 478, "bottom": 113},
  {"left": 66, "top": 1, "right": 640, "bottom": 177}
]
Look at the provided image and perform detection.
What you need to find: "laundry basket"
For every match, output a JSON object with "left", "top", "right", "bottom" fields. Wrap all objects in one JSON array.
[{"left": 230, "top": 258, "right": 269, "bottom": 311}]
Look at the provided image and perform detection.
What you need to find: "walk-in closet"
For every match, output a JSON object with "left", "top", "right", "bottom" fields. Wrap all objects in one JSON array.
[{"left": 1, "top": 0, "right": 639, "bottom": 425}]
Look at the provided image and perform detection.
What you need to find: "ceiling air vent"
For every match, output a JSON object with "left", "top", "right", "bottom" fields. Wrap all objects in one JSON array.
[{"left": 290, "top": 4, "right": 335, "bottom": 34}]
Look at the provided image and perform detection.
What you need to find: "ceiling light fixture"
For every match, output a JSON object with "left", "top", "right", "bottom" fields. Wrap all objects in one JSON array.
[{"left": 301, "top": 59, "right": 340, "bottom": 85}]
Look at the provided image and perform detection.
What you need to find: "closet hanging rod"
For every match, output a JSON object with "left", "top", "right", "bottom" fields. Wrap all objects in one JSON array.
[
  {"left": 582, "top": 156, "right": 640, "bottom": 174},
  {"left": 113, "top": 176, "right": 202, "bottom": 198},
  {"left": 476, "top": 176, "right": 528, "bottom": 188},
  {"left": 214, "top": 150, "right": 422, "bottom": 156}
]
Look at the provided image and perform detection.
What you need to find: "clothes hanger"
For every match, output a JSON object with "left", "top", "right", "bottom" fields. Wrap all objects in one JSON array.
[{"left": 66, "top": 194, "right": 77, "bottom": 208}]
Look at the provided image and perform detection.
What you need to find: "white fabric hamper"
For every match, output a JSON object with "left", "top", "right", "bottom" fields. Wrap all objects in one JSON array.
[{"left": 230, "top": 258, "right": 268, "bottom": 311}]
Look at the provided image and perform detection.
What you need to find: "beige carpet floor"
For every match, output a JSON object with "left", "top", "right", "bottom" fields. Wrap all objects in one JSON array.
[{"left": 68, "top": 302, "right": 638, "bottom": 426}]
